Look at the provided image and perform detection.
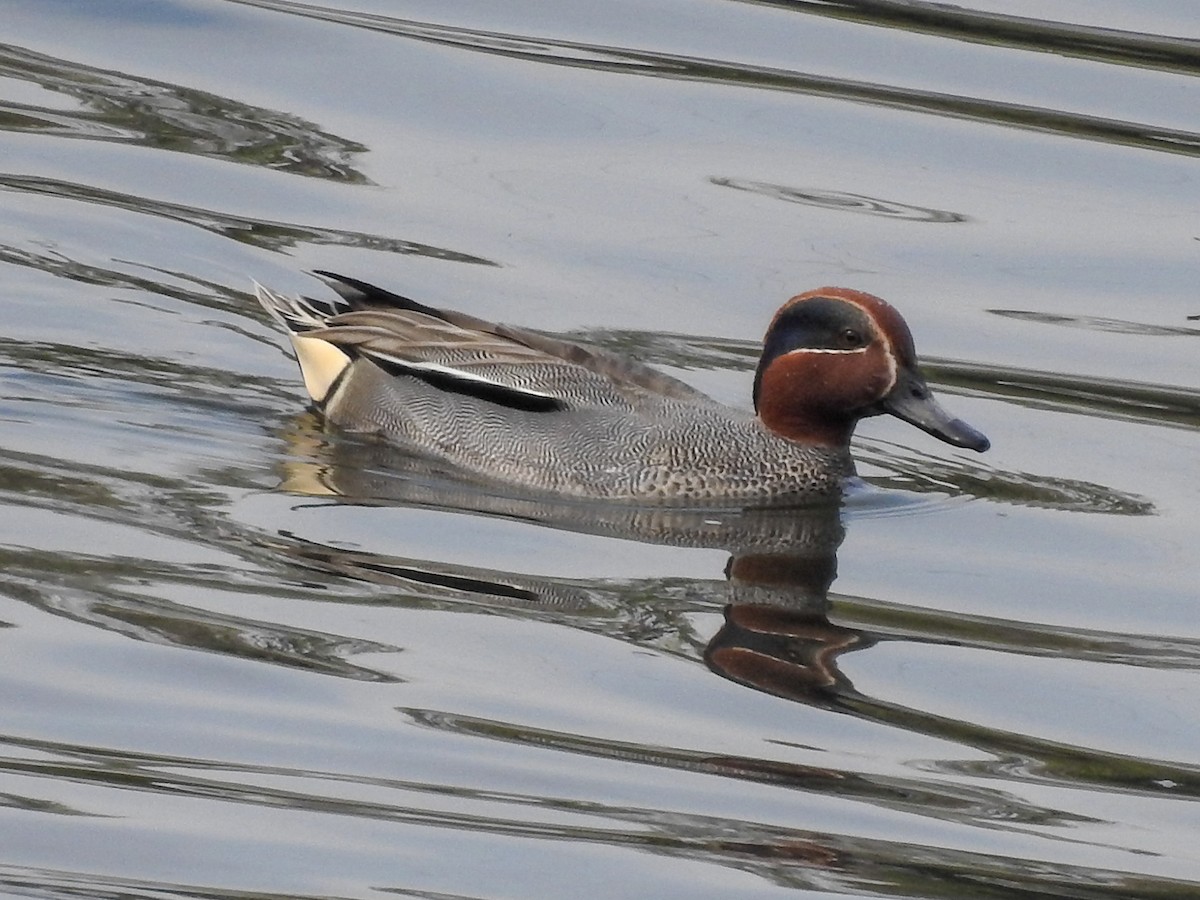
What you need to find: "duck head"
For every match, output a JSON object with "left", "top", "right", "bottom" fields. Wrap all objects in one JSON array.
[{"left": 753, "top": 288, "right": 989, "bottom": 452}]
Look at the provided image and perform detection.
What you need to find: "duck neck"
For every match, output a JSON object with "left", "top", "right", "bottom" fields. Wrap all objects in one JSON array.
[
  {"left": 753, "top": 351, "right": 864, "bottom": 454},
  {"left": 758, "top": 405, "right": 855, "bottom": 453}
]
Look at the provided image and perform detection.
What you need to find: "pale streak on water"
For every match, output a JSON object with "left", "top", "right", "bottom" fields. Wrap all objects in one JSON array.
[{"left": 1, "top": 1, "right": 1199, "bottom": 898}]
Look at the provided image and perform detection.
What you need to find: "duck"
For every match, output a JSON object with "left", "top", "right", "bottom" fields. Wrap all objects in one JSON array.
[{"left": 255, "top": 272, "right": 988, "bottom": 504}]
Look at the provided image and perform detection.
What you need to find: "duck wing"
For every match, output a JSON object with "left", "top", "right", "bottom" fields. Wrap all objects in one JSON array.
[{"left": 258, "top": 271, "right": 716, "bottom": 413}]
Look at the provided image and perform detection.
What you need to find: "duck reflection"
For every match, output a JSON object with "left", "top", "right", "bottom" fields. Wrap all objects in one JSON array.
[
  {"left": 706, "top": 598, "right": 871, "bottom": 706},
  {"left": 276, "top": 414, "right": 876, "bottom": 707}
]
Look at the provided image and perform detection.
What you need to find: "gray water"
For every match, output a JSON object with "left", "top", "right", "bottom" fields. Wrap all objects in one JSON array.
[{"left": 2, "top": 1, "right": 1200, "bottom": 897}]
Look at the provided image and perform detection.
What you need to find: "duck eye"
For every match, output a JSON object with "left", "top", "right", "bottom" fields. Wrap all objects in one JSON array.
[{"left": 838, "top": 328, "right": 864, "bottom": 349}]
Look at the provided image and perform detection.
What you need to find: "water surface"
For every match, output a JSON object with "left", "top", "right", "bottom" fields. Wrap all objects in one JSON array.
[{"left": 2, "top": 1, "right": 1199, "bottom": 898}]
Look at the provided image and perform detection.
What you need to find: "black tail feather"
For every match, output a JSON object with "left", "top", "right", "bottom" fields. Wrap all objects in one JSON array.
[{"left": 313, "top": 271, "right": 445, "bottom": 319}]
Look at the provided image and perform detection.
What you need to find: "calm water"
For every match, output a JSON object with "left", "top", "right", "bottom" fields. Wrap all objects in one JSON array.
[{"left": 3, "top": 1, "right": 1200, "bottom": 897}]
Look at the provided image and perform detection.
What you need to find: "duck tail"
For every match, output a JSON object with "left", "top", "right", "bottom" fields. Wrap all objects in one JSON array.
[
  {"left": 253, "top": 281, "right": 354, "bottom": 405},
  {"left": 253, "top": 280, "right": 350, "bottom": 335}
]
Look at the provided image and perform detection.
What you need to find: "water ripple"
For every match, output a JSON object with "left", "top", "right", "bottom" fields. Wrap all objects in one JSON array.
[
  {"left": 0, "top": 42, "right": 370, "bottom": 181},
  {"left": 0, "top": 177, "right": 499, "bottom": 265},
  {"left": 711, "top": 177, "right": 971, "bottom": 223},
  {"left": 228, "top": 0, "right": 1200, "bottom": 157}
]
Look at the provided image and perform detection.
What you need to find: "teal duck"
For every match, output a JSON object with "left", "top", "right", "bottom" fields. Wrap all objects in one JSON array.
[{"left": 255, "top": 273, "right": 988, "bottom": 504}]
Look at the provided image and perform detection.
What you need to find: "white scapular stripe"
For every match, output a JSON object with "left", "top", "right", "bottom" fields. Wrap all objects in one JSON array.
[{"left": 366, "top": 351, "right": 559, "bottom": 401}]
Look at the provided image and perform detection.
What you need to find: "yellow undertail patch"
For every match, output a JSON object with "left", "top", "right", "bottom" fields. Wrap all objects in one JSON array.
[{"left": 290, "top": 334, "right": 351, "bottom": 404}]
